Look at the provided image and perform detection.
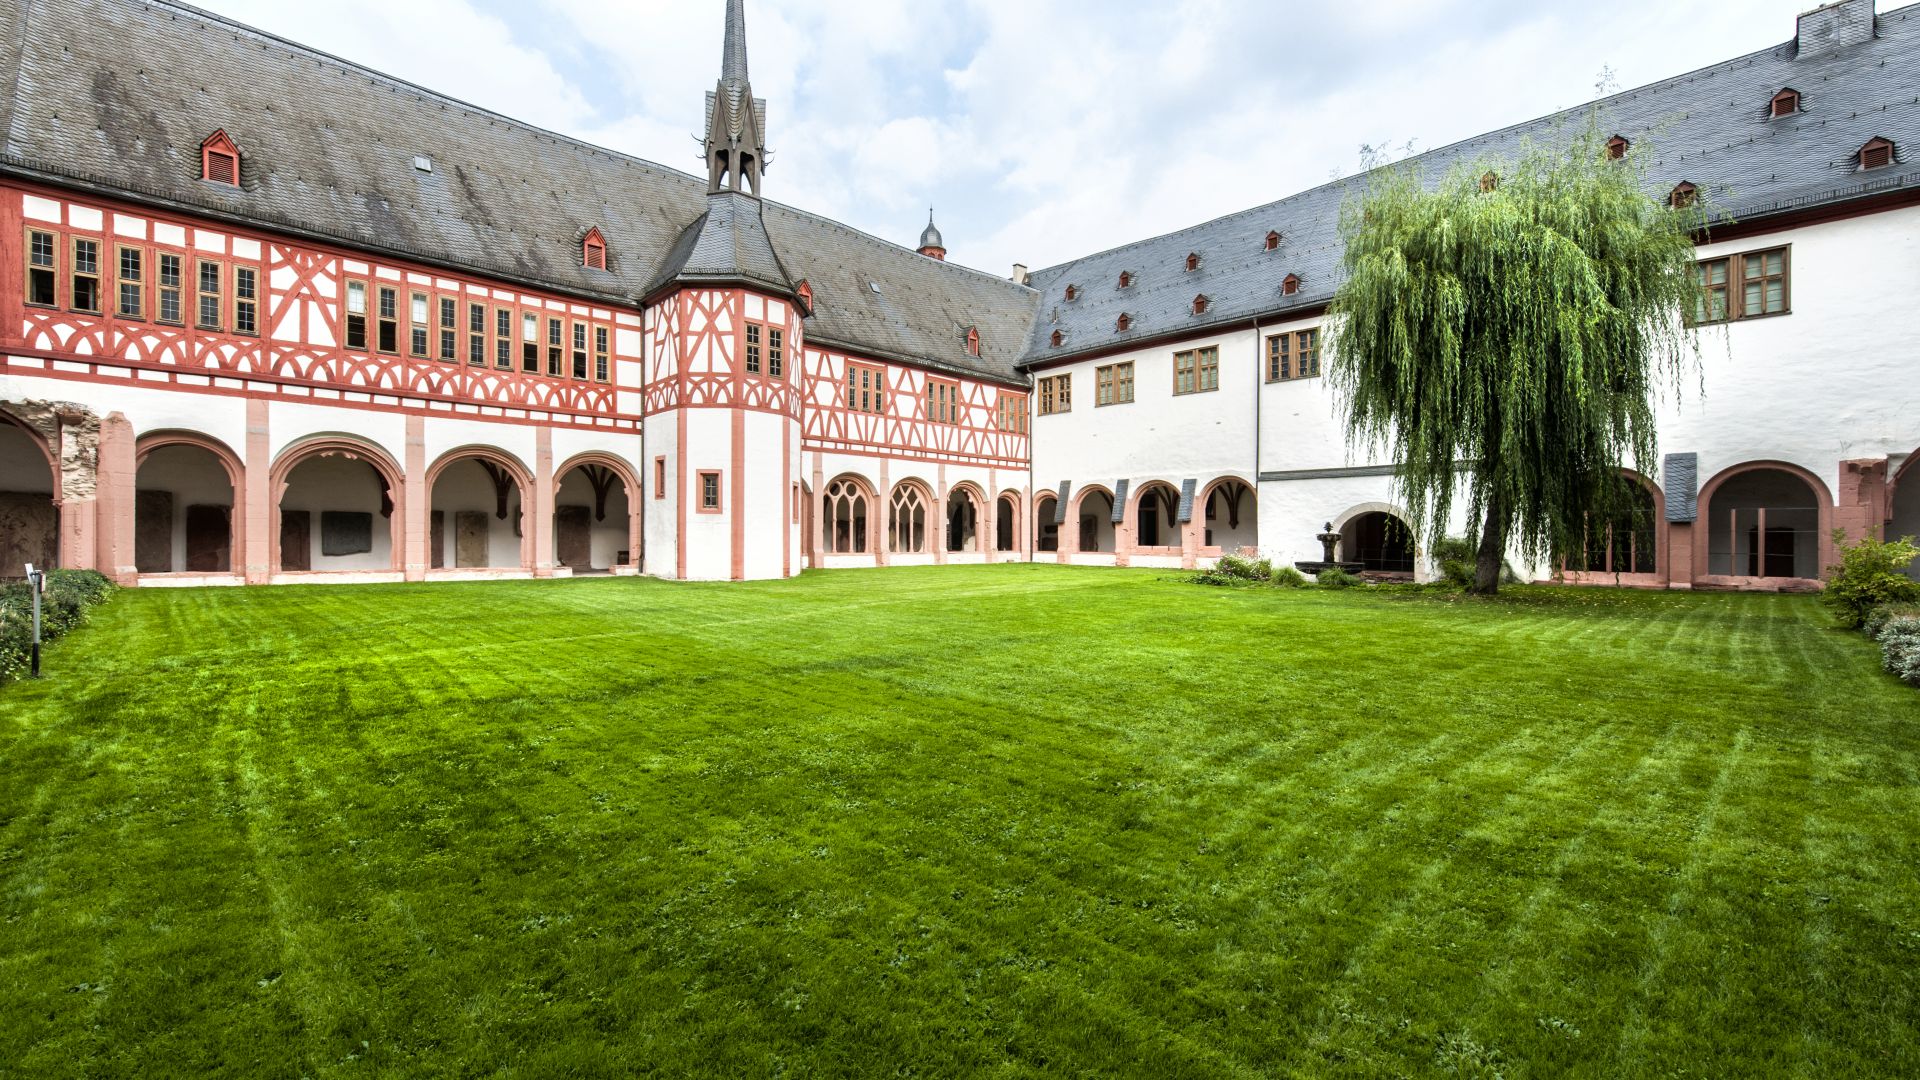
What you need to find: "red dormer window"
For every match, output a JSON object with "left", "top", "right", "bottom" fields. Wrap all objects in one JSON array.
[
  {"left": 1118, "top": 271, "right": 1133, "bottom": 289},
  {"left": 1116, "top": 313, "right": 1132, "bottom": 333},
  {"left": 1771, "top": 88, "right": 1801, "bottom": 118},
  {"left": 1065, "top": 284, "right": 1079, "bottom": 302},
  {"left": 1192, "top": 295, "right": 1209, "bottom": 316},
  {"left": 965, "top": 327, "right": 980, "bottom": 357},
  {"left": 796, "top": 280, "right": 814, "bottom": 313},
  {"left": 1185, "top": 253, "right": 1201, "bottom": 272},
  {"left": 1050, "top": 329, "right": 1064, "bottom": 348},
  {"left": 1606, "top": 135, "right": 1630, "bottom": 160},
  {"left": 200, "top": 130, "right": 240, "bottom": 187},
  {"left": 1669, "top": 182, "right": 1698, "bottom": 209},
  {"left": 582, "top": 227, "right": 607, "bottom": 270},
  {"left": 1264, "top": 231, "right": 1281, "bottom": 252},
  {"left": 1282, "top": 273, "right": 1301, "bottom": 297},
  {"left": 1860, "top": 137, "right": 1895, "bottom": 171}
]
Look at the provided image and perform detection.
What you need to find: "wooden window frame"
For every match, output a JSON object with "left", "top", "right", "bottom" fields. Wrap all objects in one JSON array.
[
  {"left": 653, "top": 457, "right": 667, "bottom": 499},
  {"left": 767, "top": 325, "right": 784, "bottom": 380},
  {"left": 71, "top": 236, "right": 103, "bottom": 315},
  {"left": 926, "top": 376, "right": 961, "bottom": 425},
  {"left": 697, "top": 470, "right": 723, "bottom": 514},
  {"left": 408, "top": 291, "right": 430, "bottom": 358},
  {"left": 1860, "top": 138, "right": 1895, "bottom": 171},
  {"left": 437, "top": 295, "right": 457, "bottom": 362},
  {"left": 25, "top": 227, "right": 58, "bottom": 309},
  {"left": 583, "top": 230, "right": 607, "bottom": 271},
  {"left": 521, "top": 310, "right": 540, "bottom": 373},
  {"left": 1095, "top": 361, "right": 1134, "bottom": 407},
  {"left": 344, "top": 279, "right": 368, "bottom": 349},
  {"left": 156, "top": 250, "right": 185, "bottom": 326},
  {"left": 232, "top": 263, "right": 258, "bottom": 336},
  {"left": 494, "top": 307, "right": 513, "bottom": 370},
  {"left": 744, "top": 322, "right": 763, "bottom": 375},
  {"left": 201, "top": 131, "right": 240, "bottom": 187},
  {"left": 115, "top": 244, "right": 144, "bottom": 321},
  {"left": 846, "top": 362, "right": 888, "bottom": 415},
  {"left": 376, "top": 285, "right": 399, "bottom": 354},
  {"left": 1282, "top": 274, "right": 1301, "bottom": 297},
  {"left": 996, "top": 393, "right": 1029, "bottom": 434},
  {"left": 1691, "top": 247, "right": 1790, "bottom": 324},
  {"left": 1264, "top": 231, "right": 1281, "bottom": 252},
  {"left": 1038, "top": 373, "right": 1072, "bottom": 416},
  {"left": 466, "top": 301, "right": 486, "bottom": 366},
  {"left": 193, "top": 257, "right": 221, "bottom": 330},
  {"left": 1606, "top": 135, "right": 1630, "bottom": 160},
  {"left": 570, "top": 320, "right": 589, "bottom": 380},
  {"left": 1173, "top": 346, "right": 1220, "bottom": 395},
  {"left": 1770, "top": 89, "right": 1800, "bottom": 119},
  {"left": 595, "top": 325, "right": 611, "bottom": 383},
  {"left": 546, "top": 316, "right": 564, "bottom": 377}
]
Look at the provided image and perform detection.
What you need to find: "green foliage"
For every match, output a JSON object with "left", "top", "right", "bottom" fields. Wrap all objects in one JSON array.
[
  {"left": 1875, "top": 614, "right": 1920, "bottom": 687},
  {"left": 1431, "top": 535, "right": 1478, "bottom": 589},
  {"left": 1195, "top": 551, "right": 1274, "bottom": 587},
  {"left": 1271, "top": 565, "right": 1310, "bottom": 589},
  {"left": 1317, "top": 566, "right": 1361, "bottom": 589},
  {"left": 1823, "top": 530, "right": 1920, "bottom": 630},
  {"left": 1863, "top": 603, "right": 1920, "bottom": 640},
  {"left": 0, "top": 569, "right": 116, "bottom": 683},
  {"left": 1328, "top": 119, "right": 1703, "bottom": 591}
]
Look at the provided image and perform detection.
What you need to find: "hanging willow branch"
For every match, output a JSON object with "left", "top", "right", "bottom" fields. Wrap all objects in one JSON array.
[{"left": 1327, "top": 119, "right": 1706, "bottom": 593}]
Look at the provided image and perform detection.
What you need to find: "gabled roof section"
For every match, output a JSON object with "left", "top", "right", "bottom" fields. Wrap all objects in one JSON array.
[{"left": 646, "top": 190, "right": 793, "bottom": 298}]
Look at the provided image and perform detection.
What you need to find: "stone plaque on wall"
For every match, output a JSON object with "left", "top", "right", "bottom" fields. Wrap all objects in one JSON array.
[
  {"left": 134, "top": 490, "right": 175, "bottom": 574},
  {"left": 280, "top": 510, "right": 312, "bottom": 572},
  {"left": 430, "top": 511, "right": 445, "bottom": 570},
  {"left": 185, "top": 505, "right": 230, "bottom": 573},
  {"left": 556, "top": 505, "right": 592, "bottom": 569},
  {"left": 0, "top": 492, "right": 57, "bottom": 579},
  {"left": 455, "top": 511, "right": 489, "bottom": 568},
  {"left": 320, "top": 512, "right": 373, "bottom": 557}
]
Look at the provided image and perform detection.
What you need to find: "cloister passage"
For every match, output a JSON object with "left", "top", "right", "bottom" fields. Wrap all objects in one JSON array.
[
  {"left": 1342, "top": 511, "right": 1415, "bottom": 574},
  {"left": 554, "top": 462, "right": 633, "bottom": 572},
  {"left": 136, "top": 442, "right": 236, "bottom": 574},
  {"left": 1077, "top": 489, "right": 1115, "bottom": 553},
  {"left": 1892, "top": 456, "right": 1920, "bottom": 581},
  {"left": 1706, "top": 466, "right": 1823, "bottom": 580},
  {"left": 1035, "top": 494, "right": 1059, "bottom": 552},
  {"left": 1203, "top": 481, "right": 1256, "bottom": 552},
  {"left": 0, "top": 417, "right": 57, "bottom": 578},
  {"left": 431, "top": 456, "right": 528, "bottom": 571},
  {"left": 947, "top": 486, "right": 981, "bottom": 553},
  {"left": 825, "top": 477, "right": 871, "bottom": 554},
  {"left": 889, "top": 482, "right": 932, "bottom": 554},
  {"left": 276, "top": 449, "right": 399, "bottom": 574},
  {"left": 996, "top": 494, "right": 1018, "bottom": 553},
  {"left": 1134, "top": 483, "right": 1182, "bottom": 549},
  {"left": 1574, "top": 480, "right": 1658, "bottom": 575}
]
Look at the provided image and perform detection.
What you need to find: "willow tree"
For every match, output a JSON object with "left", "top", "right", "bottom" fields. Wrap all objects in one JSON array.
[{"left": 1328, "top": 125, "right": 1703, "bottom": 594}]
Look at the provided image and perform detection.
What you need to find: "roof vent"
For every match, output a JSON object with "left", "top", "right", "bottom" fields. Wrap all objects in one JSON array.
[
  {"left": 413, "top": 155, "right": 434, "bottom": 173},
  {"left": 1796, "top": 0, "right": 1874, "bottom": 59}
]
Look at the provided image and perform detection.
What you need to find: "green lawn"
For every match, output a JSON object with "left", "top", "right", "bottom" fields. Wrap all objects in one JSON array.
[{"left": 3, "top": 567, "right": 1917, "bottom": 1078}]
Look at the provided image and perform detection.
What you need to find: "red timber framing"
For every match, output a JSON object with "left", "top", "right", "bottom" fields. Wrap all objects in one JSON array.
[
  {"left": 1, "top": 180, "right": 642, "bottom": 434},
  {"left": 800, "top": 343, "right": 1029, "bottom": 471}
]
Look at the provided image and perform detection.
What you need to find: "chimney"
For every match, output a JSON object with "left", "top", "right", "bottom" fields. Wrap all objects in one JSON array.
[
  {"left": 1797, "top": 0, "right": 1875, "bottom": 58},
  {"left": 1011, "top": 263, "right": 1029, "bottom": 286}
]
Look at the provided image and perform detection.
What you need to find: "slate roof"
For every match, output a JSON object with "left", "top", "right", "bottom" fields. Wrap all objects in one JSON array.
[
  {"left": 1021, "top": 0, "right": 1920, "bottom": 367},
  {"left": 647, "top": 190, "right": 793, "bottom": 299},
  {"left": 0, "top": 0, "right": 1040, "bottom": 384}
]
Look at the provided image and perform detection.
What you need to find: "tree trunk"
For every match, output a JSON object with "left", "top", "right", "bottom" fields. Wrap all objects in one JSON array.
[{"left": 1473, "top": 489, "right": 1507, "bottom": 596}]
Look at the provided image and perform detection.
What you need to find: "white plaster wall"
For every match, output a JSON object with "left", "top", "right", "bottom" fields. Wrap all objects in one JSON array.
[
  {"left": 642, "top": 413, "right": 677, "bottom": 577},
  {"left": 280, "top": 454, "right": 393, "bottom": 571},
  {"left": 551, "top": 427, "right": 644, "bottom": 482},
  {"left": 271, "top": 401, "right": 407, "bottom": 467},
  {"left": 423, "top": 418, "right": 538, "bottom": 478},
  {"left": 681, "top": 409, "right": 732, "bottom": 581},
  {"left": 741, "top": 411, "right": 790, "bottom": 581},
  {"left": 430, "top": 459, "right": 523, "bottom": 568},
  {"left": 136, "top": 444, "right": 234, "bottom": 572},
  {"left": 0, "top": 371, "right": 249, "bottom": 453}
]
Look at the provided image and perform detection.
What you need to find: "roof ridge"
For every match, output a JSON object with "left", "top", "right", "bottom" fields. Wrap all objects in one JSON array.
[{"left": 761, "top": 199, "right": 1037, "bottom": 296}]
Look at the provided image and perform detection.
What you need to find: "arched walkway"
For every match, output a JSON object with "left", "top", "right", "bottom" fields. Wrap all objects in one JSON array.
[
  {"left": 1567, "top": 472, "right": 1663, "bottom": 579},
  {"left": 1201, "top": 477, "right": 1256, "bottom": 553},
  {"left": 429, "top": 448, "right": 533, "bottom": 572},
  {"left": 135, "top": 432, "right": 243, "bottom": 575},
  {"left": 1073, "top": 486, "right": 1116, "bottom": 553},
  {"left": 271, "top": 436, "right": 404, "bottom": 575},
  {"left": 1341, "top": 510, "right": 1415, "bottom": 574},
  {"left": 554, "top": 453, "right": 638, "bottom": 573},
  {"left": 947, "top": 483, "right": 985, "bottom": 554},
  {"left": 0, "top": 412, "right": 59, "bottom": 578},
  {"left": 1890, "top": 453, "right": 1920, "bottom": 580},
  {"left": 1130, "top": 481, "right": 1183, "bottom": 551},
  {"left": 889, "top": 479, "right": 934, "bottom": 554},
  {"left": 996, "top": 491, "right": 1021, "bottom": 554},
  {"left": 1699, "top": 461, "right": 1832, "bottom": 583},
  {"left": 824, "top": 475, "right": 874, "bottom": 555},
  {"left": 1035, "top": 493, "right": 1059, "bottom": 553}
]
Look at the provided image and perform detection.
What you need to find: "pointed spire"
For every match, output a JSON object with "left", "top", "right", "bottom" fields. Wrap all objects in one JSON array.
[
  {"left": 704, "top": 0, "right": 769, "bottom": 196},
  {"left": 721, "top": 0, "right": 750, "bottom": 88},
  {"left": 918, "top": 209, "right": 947, "bottom": 261}
]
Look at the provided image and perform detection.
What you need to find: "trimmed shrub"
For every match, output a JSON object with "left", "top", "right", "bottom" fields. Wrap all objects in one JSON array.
[
  {"left": 1823, "top": 531, "right": 1920, "bottom": 630},
  {"left": 1878, "top": 614, "right": 1920, "bottom": 687},
  {"left": 1270, "top": 566, "right": 1310, "bottom": 589},
  {"left": 1863, "top": 604, "right": 1920, "bottom": 640},
  {"left": 1317, "top": 566, "right": 1360, "bottom": 590},
  {"left": 0, "top": 569, "right": 116, "bottom": 683},
  {"left": 1431, "top": 536, "right": 1477, "bottom": 589},
  {"left": 1195, "top": 551, "right": 1272, "bottom": 587}
]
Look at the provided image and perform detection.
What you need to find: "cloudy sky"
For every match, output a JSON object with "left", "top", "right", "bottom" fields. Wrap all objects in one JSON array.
[{"left": 193, "top": 0, "right": 1824, "bottom": 276}]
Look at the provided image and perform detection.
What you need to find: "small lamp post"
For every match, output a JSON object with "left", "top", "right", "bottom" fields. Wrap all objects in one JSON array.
[{"left": 23, "top": 562, "right": 44, "bottom": 678}]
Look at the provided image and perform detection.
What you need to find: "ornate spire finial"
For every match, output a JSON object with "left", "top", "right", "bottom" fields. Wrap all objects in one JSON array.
[{"left": 704, "top": 0, "right": 769, "bottom": 196}]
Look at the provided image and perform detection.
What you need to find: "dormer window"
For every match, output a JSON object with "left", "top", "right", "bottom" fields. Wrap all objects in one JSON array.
[
  {"left": 1770, "top": 88, "right": 1801, "bottom": 118},
  {"left": 581, "top": 227, "right": 608, "bottom": 271},
  {"left": 1192, "top": 295, "right": 1210, "bottom": 316},
  {"left": 1065, "top": 284, "right": 1079, "bottom": 302},
  {"left": 1185, "top": 253, "right": 1201, "bottom": 273},
  {"left": 1264, "top": 231, "right": 1281, "bottom": 252},
  {"left": 200, "top": 130, "right": 240, "bottom": 187},
  {"left": 1116, "top": 313, "right": 1132, "bottom": 333},
  {"left": 965, "top": 327, "right": 981, "bottom": 357},
  {"left": 1118, "top": 271, "right": 1133, "bottom": 289},
  {"left": 1606, "top": 135, "right": 1630, "bottom": 160},
  {"left": 1669, "top": 182, "right": 1698, "bottom": 209},
  {"left": 1282, "top": 273, "right": 1301, "bottom": 297},
  {"left": 1050, "top": 329, "right": 1065, "bottom": 348},
  {"left": 1480, "top": 171, "right": 1499, "bottom": 193},
  {"left": 1860, "top": 137, "right": 1895, "bottom": 171}
]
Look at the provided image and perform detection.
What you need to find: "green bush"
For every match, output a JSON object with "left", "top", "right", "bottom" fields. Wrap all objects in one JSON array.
[
  {"left": 1317, "top": 566, "right": 1360, "bottom": 590},
  {"left": 1877, "top": 614, "right": 1920, "bottom": 687},
  {"left": 1823, "top": 531, "right": 1920, "bottom": 630},
  {"left": 1863, "top": 604, "right": 1920, "bottom": 639},
  {"left": 0, "top": 569, "right": 116, "bottom": 683},
  {"left": 1195, "top": 552, "right": 1273, "bottom": 588},
  {"left": 1431, "top": 536, "right": 1477, "bottom": 589},
  {"left": 1270, "top": 566, "right": 1309, "bottom": 589}
]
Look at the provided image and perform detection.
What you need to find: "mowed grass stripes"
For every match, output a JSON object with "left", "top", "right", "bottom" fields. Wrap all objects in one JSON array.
[{"left": 2, "top": 566, "right": 1916, "bottom": 1078}]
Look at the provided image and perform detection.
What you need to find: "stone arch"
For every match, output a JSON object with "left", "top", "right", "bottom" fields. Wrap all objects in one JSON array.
[
  {"left": 269, "top": 434, "right": 405, "bottom": 575},
  {"left": 1697, "top": 460, "right": 1834, "bottom": 584},
  {"left": 824, "top": 473, "right": 876, "bottom": 555},
  {"left": 427, "top": 445, "right": 535, "bottom": 572},
  {"left": 1128, "top": 480, "right": 1184, "bottom": 550},
  {"left": 995, "top": 489, "right": 1022, "bottom": 554},
  {"left": 553, "top": 452, "right": 642, "bottom": 573},
  {"left": 1889, "top": 452, "right": 1920, "bottom": 579},
  {"left": 1339, "top": 509, "right": 1417, "bottom": 575},
  {"left": 1071, "top": 484, "right": 1116, "bottom": 553},
  {"left": 946, "top": 480, "right": 987, "bottom": 554},
  {"left": 1034, "top": 491, "right": 1060, "bottom": 553},
  {"left": 0, "top": 408, "right": 60, "bottom": 577},
  {"left": 1198, "top": 475, "right": 1257, "bottom": 554},
  {"left": 133, "top": 430, "right": 245, "bottom": 576},
  {"left": 1564, "top": 469, "right": 1667, "bottom": 581},
  {"left": 889, "top": 477, "right": 936, "bottom": 554}
]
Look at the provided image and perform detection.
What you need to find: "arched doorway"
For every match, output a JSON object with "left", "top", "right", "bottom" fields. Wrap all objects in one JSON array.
[
  {"left": 429, "top": 450, "right": 532, "bottom": 572},
  {"left": 889, "top": 480, "right": 933, "bottom": 554},
  {"left": 1202, "top": 478, "right": 1256, "bottom": 553},
  {"left": 1131, "top": 481, "right": 1183, "bottom": 551},
  {"left": 947, "top": 484, "right": 983, "bottom": 554},
  {"left": 996, "top": 492, "right": 1020, "bottom": 553},
  {"left": 1075, "top": 487, "right": 1115, "bottom": 553},
  {"left": 825, "top": 475, "right": 873, "bottom": 555},
  {"left": 0, "top": 414, "right": 58, "bottom": 578},
  {"left": 554, "top": 456, "right": 637, "bottom": 573},
  {"left": 135, "top": 434, "right": 241, "bottom": 575},
  {"left": 272, "top": 438, "right": 404, "bottom": 574},
  {"left": 1034, "top": 493, "right": 1059, "bottom": 553},
  {"left": 1890, "top": 454, "right": 1920, "bottom": 580},
  {"left": 1342, "top": 511, "right": 1416, "bottom": 574},
  {"left": 1570, "top": 474, "right": 1660, "bottom": 576},
  {"left": 1703, "top": 463, "right": 1829, "bottom": 582}
]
